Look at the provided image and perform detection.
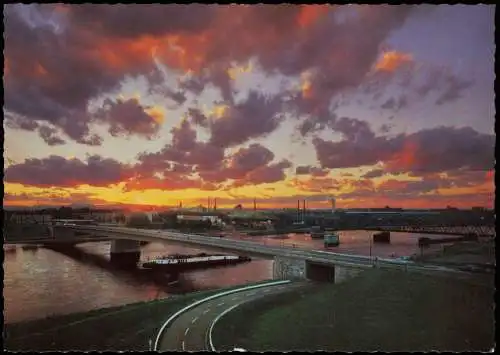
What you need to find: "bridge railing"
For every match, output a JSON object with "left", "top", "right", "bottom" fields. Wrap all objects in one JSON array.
[{"left": 63, "top": 226, "right": 406, "bottom": 270}]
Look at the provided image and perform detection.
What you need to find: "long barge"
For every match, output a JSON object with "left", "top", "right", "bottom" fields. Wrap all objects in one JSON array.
[{"left": 141, "top": 253, "right": 251, "bottom": 271}]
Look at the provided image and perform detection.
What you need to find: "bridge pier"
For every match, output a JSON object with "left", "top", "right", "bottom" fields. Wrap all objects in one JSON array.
[{"left": 110, "top": 239, "right": 141, "bottom": 268}]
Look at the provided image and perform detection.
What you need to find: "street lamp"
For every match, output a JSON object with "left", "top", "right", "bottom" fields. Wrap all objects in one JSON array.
[{"left": 369, "top": 234, "right": 373, "bottom": 259}]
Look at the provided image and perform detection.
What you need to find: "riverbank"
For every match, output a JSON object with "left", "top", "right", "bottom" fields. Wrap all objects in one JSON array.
[
  {"left": 413, "top": 239, "right": 495, "bottom": 272},
  {"left": 4, "top": 279, "right": 275, "bottom": 351},
  {"left": 212, "top": 269, "right": 495, "bottom": 352}
]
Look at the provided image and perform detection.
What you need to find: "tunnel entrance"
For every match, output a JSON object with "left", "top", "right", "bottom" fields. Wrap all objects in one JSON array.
[{"left": 305, "top": 261, "right": 335, "bottom": 282}]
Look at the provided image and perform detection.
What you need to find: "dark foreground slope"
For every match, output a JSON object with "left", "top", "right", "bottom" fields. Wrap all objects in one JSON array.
[{"left": 213, "top": 269, "right": 495, "bottom": 352}]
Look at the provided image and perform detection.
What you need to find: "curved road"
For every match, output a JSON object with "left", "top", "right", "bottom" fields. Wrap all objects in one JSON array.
[{"left": 157, "top": 281, "right": 309, "bottom": 351}]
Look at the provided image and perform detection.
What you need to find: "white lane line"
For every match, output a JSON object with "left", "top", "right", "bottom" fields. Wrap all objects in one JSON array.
[
  {"left": 247, "top": 291, "right": 256, "bottom": 296},
  {"left": 181, "top": 341, "right": 185, "bottom": 351},
  {"left": 217, "top": 302, "right": 225, "bottom": 307},
  {"left": 231, "top": 296, "right": 239, "bottom": 300},
  {"left": 184, "top": 327, "right": 190, "bottom": 336},
  {"left": 209, "top": 303, "right": 244, "bottom": 351},
  {"left": 203, "top": 308, "right": 211, "bottom": 315},
  {"left": 191, "top": 316, "right": 198, "bottom": 324},
  {"left": 153, "top": 280, "right": 291, "bottom": 351}
]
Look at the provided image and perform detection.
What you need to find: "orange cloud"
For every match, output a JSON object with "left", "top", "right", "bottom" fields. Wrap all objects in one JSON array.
[
  {"left": 300, "top": 71, "right": 314, "bottom": 99},
  {"left": 297, "top": 5, "right": 331, "bottom": 28},
  {"left": 88, "top": 36, "right": 160, "bottom": 74},
  {"left": 35, "top": 62, "right": 49, "bottom": 77},
  {"left": 144, "top": 105, "right": 165, "bottom": 124},
  {"left": 375, "top": 50, "right": 413, "bottom": 72},
  {"left": 386, "top": 139, "right": 419, "bottom": 171},
  {"left": 227, "top": 62, "right": 253, "bottom": 80}
]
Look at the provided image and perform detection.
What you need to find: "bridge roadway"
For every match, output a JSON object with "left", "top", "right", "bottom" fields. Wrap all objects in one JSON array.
[{"left": 63, "top": 225, "right": 468, "bottom": 276}]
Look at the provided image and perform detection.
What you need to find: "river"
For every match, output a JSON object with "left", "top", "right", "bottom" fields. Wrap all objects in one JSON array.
[{"left": 4, "top": 229, "right": 451, "bottom": 324}]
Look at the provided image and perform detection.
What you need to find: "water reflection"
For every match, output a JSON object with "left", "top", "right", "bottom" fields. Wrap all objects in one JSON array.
[
  {"left": 4, "top": 230, "right": 449, "bottom": 324},
  {"left": 4, "top": 241, "right": 273, "bottom": 324}
]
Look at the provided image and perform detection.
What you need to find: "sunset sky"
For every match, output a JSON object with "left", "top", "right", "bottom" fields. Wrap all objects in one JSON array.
[{"left": 3, "top": 4, "right": 495, "bottom": 210}]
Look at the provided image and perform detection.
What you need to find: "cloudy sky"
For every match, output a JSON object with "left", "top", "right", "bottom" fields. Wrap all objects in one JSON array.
[{"left": 3, "top": 4, "right": 495, "bottom": 210}]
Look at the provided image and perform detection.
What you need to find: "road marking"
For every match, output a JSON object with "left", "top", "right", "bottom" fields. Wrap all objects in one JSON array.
[
  {"left": 217, "top": 302, "right": 225, "bottom": 306},
  {"left": 184, "top": 327, "right": 190, "bottom": 336},
  {"left": 247, "top": 292, "right": 255, "bottom": 296},
  {"left": 153, "top": 280, "right": 291, "bottom": 351},
  {"left": 181, "top": 341, "right": 185, "bottom": 351},
  {"left": 203, "top": 308, "right": 211, "bottom": 314},
  {"left": 209, "top": 302, "right": 245, "bottom": 351},
  {"left": 191, "top": 316, "right": 198, "bottom": 324},
  {"left": 231, "top": 296, "right": 239, "bottom": 300}
]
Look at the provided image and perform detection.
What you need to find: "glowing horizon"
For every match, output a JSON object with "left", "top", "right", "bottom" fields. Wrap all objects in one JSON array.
[{"left": 3, "top": 5, "right": 495, "bottom": 211}]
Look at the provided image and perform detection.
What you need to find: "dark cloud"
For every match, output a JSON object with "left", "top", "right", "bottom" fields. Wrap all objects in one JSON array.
[
  {"left": 136, "top": 119, "right": 225, "bottom": 174},
  {"left": 187, "top": 108, "right": 209, "bottom": 127},
  {"left": 208, "top": 91, "right": 286, "bottom": 148},
  {"left": 233, "top": 159, "right": 292, "bottom": 187},
  {"left": 4, "top": 5, "right": 160, "bottom": 144},
  {"left": 313, "top": 124, "right": 494, "bottom": 175},
  {"left": 197, "top": 144, "right": 292, "bottom": 187},
  {"left": 4, "top": 155, "right": 133, "bottom": 187},
  {"left": 435, "top": 75, "right": 474, "bottom": 106},
  {"left": 380, "top": 96, "right": 407, "bottom": 111},
  {"left": 362, "top": 169, "right": 385, "bottom": 178},
  {"left": 295, "top": 165, "right": 329, "bottom": 177},
  {"left": 38, "top": 126, "right": 66, "bottom": 146},
  {"left": 4, "top": 4, "right": 480, "bottom": 151},
  {"left": 415, "top": 66, "right": 474, "bottom": 105},
  {"left": 67, "top": 4, "right": 216, "bottom": 39},
  {"left": 93, "top": 98, "right": 163, "bottom": 139},
  {"left": 229, "top": 144, "right": 275, "bottom": 174}
]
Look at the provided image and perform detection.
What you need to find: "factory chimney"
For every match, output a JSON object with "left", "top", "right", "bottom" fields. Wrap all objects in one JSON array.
[
  {"left": 214, "top": 198, "right": 217, "bottom": 211},
  {"left": 297, "top": 200, "right": 300, "bottom": 222},
  {"left": 331, "top": 196, "right": 336, "bottom": 213},
  {"left": 303, "top": 200, "right": 306, "bottom": 221},
  {"left": 254, "top": 198, "right": 257, "bottom": 211}
]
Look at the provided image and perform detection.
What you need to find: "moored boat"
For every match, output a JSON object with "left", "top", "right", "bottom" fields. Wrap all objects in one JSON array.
[
  {"left": 310, "top": 226, "right": 325, "bottom": 239},
  {"left": 324, "top": 232, "right": 340, "bottom": 247}
]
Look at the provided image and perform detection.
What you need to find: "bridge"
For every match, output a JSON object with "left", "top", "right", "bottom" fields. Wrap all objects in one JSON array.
[
  {"left": 342, "top": 225, "right": 495, "bottom": 238},
  {"left": 35, "top": 224, "right": 469, "bottom": 283}
]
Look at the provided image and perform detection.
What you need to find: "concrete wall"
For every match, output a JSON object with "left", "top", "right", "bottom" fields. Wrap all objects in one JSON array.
[
  {"left": 274, "top": 256, "right": 364, "bottom": 284},
  {"left": 273, "top": 256, "right": 306, "bottom": 280},
  {"left": 334, "top": 264, "right": 364, "bottom": 284}
]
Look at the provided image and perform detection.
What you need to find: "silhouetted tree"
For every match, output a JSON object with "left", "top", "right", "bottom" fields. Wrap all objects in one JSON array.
[
  {"left": 54, "top": 206, "right": 73, "bottom": 219},
  {"left": 126, "top": 213, "right": 152, "bottom": 228}
]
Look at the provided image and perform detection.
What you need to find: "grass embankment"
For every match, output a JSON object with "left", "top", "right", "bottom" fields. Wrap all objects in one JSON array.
[
  {"left": 213, "top": 270, "right": 495, "bottom": 352},
  {"left": 4, "top": 279, "right": 275, "bottom": 351},
  {"left": 417, "top": 240, "right": 496, "bottom": 264}
]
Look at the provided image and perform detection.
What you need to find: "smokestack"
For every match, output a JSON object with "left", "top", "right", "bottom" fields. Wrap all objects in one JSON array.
[
  {"left": 207, "top": 197, "right": 211, "bottom": 211},
  {"left": 303, "top": 200, "right": 306, "bottom": 221},
  {"left": 214, "top": 198, "right": 217, "bottom": 211},
  {"left": 254, "top": 198, "right": 257, "bottom": 211},
  {"left": 297, "top": 200, "right": 300, "bottom": 221}
]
